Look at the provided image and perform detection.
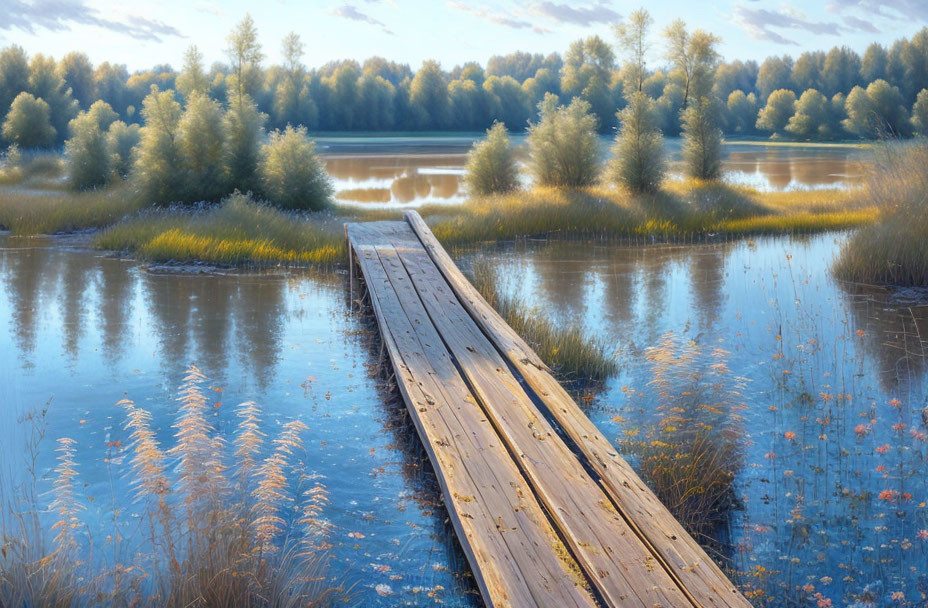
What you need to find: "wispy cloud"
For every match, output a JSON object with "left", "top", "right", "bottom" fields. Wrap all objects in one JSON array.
[
  {"left": 842, "top": 14, "right": 881, "bottom": 33},
  {"left": 529, "top": 1, "right": 620, "bottom": 26},
  {"left": 447, "top": 1, "right": 533, "bottom": 29},
  {"left": 328, "top": 4, "right": 395, "bottom": 35},
  {"left": 193, "top": 0, "right": 223, "bottom": 17},
  {"left": 827, "top": 0, "right": 928, "bottom": 21},
  {"left": 733, "top": 4, "right": 844, "bottom": 45},
  {"left": 0, "top": 0, "right": 183, "bottom": 42}
]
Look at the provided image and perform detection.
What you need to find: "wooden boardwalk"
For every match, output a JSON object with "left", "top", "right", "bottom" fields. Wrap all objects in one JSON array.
[{"left": 346, "top": 212, "right": 751, "bottom": 608}]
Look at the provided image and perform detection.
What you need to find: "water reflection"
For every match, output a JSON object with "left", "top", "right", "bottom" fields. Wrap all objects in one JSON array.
[{"left": 318, "top": 136, "right": 868, "bottom": 208}]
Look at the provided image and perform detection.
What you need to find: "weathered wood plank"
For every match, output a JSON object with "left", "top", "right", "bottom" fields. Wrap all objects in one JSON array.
[
  {"left": 346, "top": 223, "right": 600, "bottom": 608},
  {"left": 389, "top": 240, "right": 691, "bottom": 607},
  {"left": 404, "top": 210, "right": 752, "bottom": 608}
]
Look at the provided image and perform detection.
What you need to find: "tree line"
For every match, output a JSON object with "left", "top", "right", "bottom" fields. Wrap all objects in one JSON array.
[{"left": 3, "top": 15, "right": 928, "bottom": 153}]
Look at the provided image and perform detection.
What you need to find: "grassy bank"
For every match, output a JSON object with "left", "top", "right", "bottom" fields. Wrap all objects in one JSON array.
[{"left": 94, "top": 193, "right": 344, "bottom": 265}]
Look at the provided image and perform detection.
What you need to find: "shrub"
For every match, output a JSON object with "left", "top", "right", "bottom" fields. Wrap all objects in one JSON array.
[
  {"left": 834, "top": 139, "right": 928, "bottom": 286},
  {"left": 681, "top": 97, "right": 722, "bottom": 179},
  {"left": 526, "top": 94, "right": 600, "bottom": 188},
  {"left": 224, "top": 94, "right": 266, "bottom": 194},
  {"left": 259, "top": 125, "right": 332, "bottom": 211},
  {"left": 1, "top": 92, "right": 56, "bottom": 148},
  {"left": 65, "top": 101, "right": 119, "bottom": 190},
  {"left": 464, "top": 121, "right": 520, "bottom": 196},
  {"left": 755, "top": 89, "right": 796, "bottom": 135},
  {"left": 106, "top": 121, "right": 140, "bottom": 179},
  {"left": 609, "top": 91, "right": 665, "bottom": 193},
  {"left": 134, "top": 86, "right": 184, "bottom": 205},
  {"left": 176, "top": 91, "right": 227, "bottom": 202}
]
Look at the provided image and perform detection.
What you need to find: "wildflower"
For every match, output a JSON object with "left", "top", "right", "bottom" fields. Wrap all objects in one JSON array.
[
  {"left": 891, "top": 591, "right": 905, "bottom": 601},
  {"left": 856, "top": 329, "right": 865, "bottom": 336},
  {"left": 854, "top": 424, "right": 869, "bottom": 436},
  {"left": 765, "top": 452, "right": 775, "bottom": 459},
  {"left": 875, "top": 444, "right": 890, "bottom": 454},
  {"left": 878, "top": 489, "right": 899, "bottom": 502},
  {"left": 877, "top": 465, "right": 886, "bottom": 473},
  {"left": 802, "top": 584, "right": 815, "bottom": 593},
  {"left": 901, "top": 493, "right": 912, "bottom": 501},
  {"left": 784, "top": 431, "right": 796, "bottom": 440},
  {"left": 910, "top": 430, "right": 926, "bottom": 441},
  {"left": 819, "top": 576, "right": 832, "bottom": 585},
  {"left": 892, "top": 423, "right": 906, "bottom": 431},
  {"left": 889, "top": 398, "right": 902, "bottom": 408},
  {"left": 917, "top": 529, "right": 928, "bottom": 540}
]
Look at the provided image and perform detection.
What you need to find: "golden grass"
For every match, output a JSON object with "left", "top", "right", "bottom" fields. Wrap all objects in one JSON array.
[
  {"left": 1, "top": 366, "right": 341, "bottom": 607},
  {"left": 95, "top": 192, "right": 345, "bottom": 266},
  {"left": 471, "top": 259, "right": 617, "bottom": 384}
]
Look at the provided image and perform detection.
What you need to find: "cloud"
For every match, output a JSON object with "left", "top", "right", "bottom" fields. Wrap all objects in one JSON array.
[
  {"left": 0, "top": 0, "right": 183, "bottom": 41},
  {"left": 328, "top": 4, "right": 394, "bottom": 35},
  {"left": 529, "top": 1, "right": 620, "bottom": 26},
  {"left": 193, "top": 0, "right": 224, "bottom": 17},
  {"left": 842, "top": 14, "right": 881, "bottom": 33},
  {"left": 733, "top": 5, "right": 844, "bottom": 45},
  {"left": 827, "top": 0, "right": 928, "bottom": 21},
  {"left": 447, "top": 2, "right": 533, "bottom": 29}
]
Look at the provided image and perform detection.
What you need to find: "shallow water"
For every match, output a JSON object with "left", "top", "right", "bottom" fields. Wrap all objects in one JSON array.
[
  {"left": 317, "top": 134, "right": 869, "bottom": 208},
  {"left": 2, "top": 231, "right": 927, "bottom": 606}
]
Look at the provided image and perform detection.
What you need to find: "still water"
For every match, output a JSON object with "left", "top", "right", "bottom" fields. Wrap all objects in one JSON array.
[
  {"left": 2, "top": 231, "right": 927, "bottom": 606},
  {"left": 317, "top": 135, "right": 869, "bottom": 208}
]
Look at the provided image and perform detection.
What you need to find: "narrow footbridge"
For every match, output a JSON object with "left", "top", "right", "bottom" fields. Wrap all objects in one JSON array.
[{"left": 346, "top": 212, "right": 751, "bottom": 608}]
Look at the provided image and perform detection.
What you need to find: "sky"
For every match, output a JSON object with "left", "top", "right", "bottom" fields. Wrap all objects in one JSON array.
[{"left": 0, "top": 0, "right": 926, "bottom": 73}]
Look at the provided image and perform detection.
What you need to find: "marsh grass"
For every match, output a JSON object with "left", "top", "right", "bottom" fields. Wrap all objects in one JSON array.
[
  {"left": 420, "top": 181, "right": 871, "bottom": 246},
  {"left": 835, "top": 139, "right": 928, "bottom": 286},
  {"left": 94, "top": 192, "right": 345, "bottom": 265},
  {"left": 0, "top": 366, "right": 340, "bottom": 607},
  {"left": 0, "top": 184, "right": 143, "bottom": 235},
  {"left": 621, "top": 332, "right": 746, "bottom": 543},
  {"left": 0, "top": 150, "right": 65, "bottom": 187},
  {"left": 470, "top": 259, "right": 617, "bottom": 384}
]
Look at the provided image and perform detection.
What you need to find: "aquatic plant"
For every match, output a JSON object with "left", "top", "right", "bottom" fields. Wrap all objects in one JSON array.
[
  {"left": 470, "top": 259, "right": 617, "bottom": 384},
  {"left": 0, "top": 366, "right": 340, "bottom": 607},
  {"left": 835, "top": 138, "right": 928, "bottom": 286}
]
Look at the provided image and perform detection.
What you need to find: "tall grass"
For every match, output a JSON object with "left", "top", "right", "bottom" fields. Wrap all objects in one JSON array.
[
  {"left": 621, "top": 332, "right": 746, "bottom": 543},
  {"left": 94, "top": 191, "right": 344, "bottom": 265},
  {"left": 0, "top": 366, "right": 340, "bottom": 607},
  {"left": 0, "top": 184, "right": 143, "bottom": 235},
  {"left": 834, "top": 139, "right": 928, "bottom": 286},
  {"left": 470, "top": 259, "right": 617, "bottom": 384}
]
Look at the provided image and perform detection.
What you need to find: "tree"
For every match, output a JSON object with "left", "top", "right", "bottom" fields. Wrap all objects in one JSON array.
[
  {"left": 791, "top": 51, "right": 824, "bottom": 92},
  {"left": 561, "top": 36, "right": 617, "bottom": 130},
  {"left": 134, "top": 87, "right": 183, "bottom": 204},
  {"left": 615, "top": 9, "right": 653, "bottom": 94},
  {"left": 409, "top": 60, "right": 448, "bottom": 129},
  {"left": 66, "top": 101, "right": 118, "bottom": 189},
  {"left": 911, "top": 89, "right": 928, "bottom": 134},
  {"left": 177, "top": 92, "right": 227, "bottom": 201},
  {"left": 786, "top": 89, "right": 831, "bottom": 139},
  {"left": 756, "top": 56, "right": 794, "bottom": 102},
  {"left": 356, "top": 73, "right": 395, "bottom": 130},
  {"left": 449, "top": 78, "right": 488, "bottom": 130},
  {"left": 464, "top": 121, "right": 519, "bottom": 196},
  {"left": 610, "top": 92, "right": 664, "bottom": 192},
  {"left": 526, "top": 94, "right": 600, "bottom": 187},
  {"left": 522, "top": 67, "right": 560, "bottom": 107},
  {"left": 58, "top": 52, "right": 96, "bottom": 108},
  {"left": 322, "top": 62, "right": 361, "bottom": 130},
  {"left": 861, "top": 43, "right": 888, "bottom": 84},
  {"left": 28, "top": 54, "right": 78, "bottom": 143},
  {"left": 756, "top": 89, "right": 796, "bottom": 135},
  {"left": 176, "top": 46, "right": 209, "bottom": 100},
  {"left": 725, "top": 90, "right": 757, "bottom": 134},
  {"left": 106, "top": 121, "right": 140, "bottom": 179},
  {"left": 664, "top": 21, "right": 719, "bottom": 109},
  {"left": 259, "top": 125, "right": 332, "bottom": 210},
  {"left": 822, "top": 46, "right": 862, "bottom": 97},
  {"left": 2, "top": 92, "right": 56, "bottom": 148},
  {"left": 94, "top": 62, "right": 130, "bottom": 119},
  {"left": 713, "top": 60, "right": 758, "bottom": 101},
  {"left": 0, "top": 46, "right": 30, "bottom": 119},
  {"left": 843, "top": 80, "right": 909, "bottom": 137},
  {"left": 484, "top": 75, "right": 530, "bottom": 131},
  {"left": 224, "top": 94, "right": 266, "bottom": 192},
  {"left": 226, "top": 14, "right": 264, "bottom": 105},
  {"left": 681, "top": 97, "right": 722, "bottom": 179}
]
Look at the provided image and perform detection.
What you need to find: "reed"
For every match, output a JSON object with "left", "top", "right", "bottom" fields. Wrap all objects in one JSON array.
[
  {"left": 834, "top": 139, "right": 928, "bottom": 287},
  {"left": 470, "top": 259, "right": 617, "bottom": 384},
  {"left": 0, "top": 366, "right": 341, "bottom": 607},
  {"left": 0, "top": 185, "right": 143, "bottom": 235}
]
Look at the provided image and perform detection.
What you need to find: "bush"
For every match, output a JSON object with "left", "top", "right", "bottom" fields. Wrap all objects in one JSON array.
[
  {"left": 464, "top": 121, "right": 520, "bottom": 196},
  {"left": 65, "top": 101, "right": 119, "bottom": 190},
  {"left": 681, "top": 97, "right": 722, "bottom": 179},
  {"left": 259, "top": 125, "right": 332, "bottom": 211},
  {"left": 176, "top": 92, "right": 227, "bottom": 202},
  {"left": 1, "top": 92, "right": 56, "bottom": 148},
  {"left": 609, "top": 92, "right": 665, "bottom": 193},
  {"left": 106, "top": 121, "right": 140, "bottom": 179},
  {"left": 527, "top": 94, "right": 600, "bottom": 187},
  {"left": 224, "top": 94, "right": 266, "bottom": 194},
  {"left": 134, "top": 87, "right": 184, "bottom": 205},
  {"left": 835, "top": 139, "right": 928, "bottom": 286}
]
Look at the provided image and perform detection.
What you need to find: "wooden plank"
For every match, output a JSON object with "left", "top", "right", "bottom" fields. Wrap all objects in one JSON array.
[
  {"left": 346, "top": 223, "right": 599, "bottom": 608},
  {"left": 385, "top": 234, "right": 691, "bottom": 607},
  {"left": 404, "top": 210, "right": 752, "bottom": 608}
]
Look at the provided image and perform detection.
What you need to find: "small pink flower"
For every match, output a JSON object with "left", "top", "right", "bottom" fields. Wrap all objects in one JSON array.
[
  {"left": 889, "top": 398, "right": 902, "bottom": 408},
  {"left": 891, "top": 591, "right": 905, "bottom": 601},
  {"left": 765, "top": 452, "right": 775, "bottom": 459},
  {"left": 879, "top": 489, "right": 899, "bottom": 502},
  {"left": 817, "top": 598, "right": 832, "bottom": 608},
  {"left": 877, "top": 465, "right": 887, "bottom": 472},
  {"left": 910, "top": 430, "right": 927, "bottom": 441},
  {"left": 784, "top": 431, "right": 796, "bottom": 441},
  {"left": 876, "top": 444, "right": 890, "bottom": 454},
  {"left": 892, "top": 423, "right": 907, "bottom": 431},
  {"left": 917, "top": 529, "right": 928, "bottom": 540},
  {"left": 854, "top": 424, "right": 869, "bottom": 436}
]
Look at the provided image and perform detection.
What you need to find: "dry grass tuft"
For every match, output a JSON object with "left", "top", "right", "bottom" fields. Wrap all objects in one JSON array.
[{"left": 0, "top": 367, "right": 341, "bottom": 608}]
